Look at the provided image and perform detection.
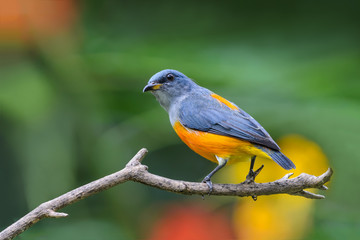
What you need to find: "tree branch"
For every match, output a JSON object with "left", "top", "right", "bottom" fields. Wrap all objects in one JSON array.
[{"left": 0, "top": 148, "right": 333, "bottom": 240}]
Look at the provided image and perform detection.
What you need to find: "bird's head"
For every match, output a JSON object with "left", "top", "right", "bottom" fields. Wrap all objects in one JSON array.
[{"left": 143, "top": 69, "right": 196, "bottom": 111}]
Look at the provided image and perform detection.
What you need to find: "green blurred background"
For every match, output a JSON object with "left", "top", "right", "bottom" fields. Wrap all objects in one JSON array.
[{"left": 0, "top": 0, "right": 359, "bottom": 239}]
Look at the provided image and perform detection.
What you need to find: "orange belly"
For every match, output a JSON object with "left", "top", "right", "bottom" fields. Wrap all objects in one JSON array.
[{"left": 173, "top": 121, "right": 271, "bottom": 164}]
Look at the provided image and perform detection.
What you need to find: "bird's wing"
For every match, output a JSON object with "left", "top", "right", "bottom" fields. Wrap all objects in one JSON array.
[{"left": 178, "top": 95, "right": 280, "bottom": 151}]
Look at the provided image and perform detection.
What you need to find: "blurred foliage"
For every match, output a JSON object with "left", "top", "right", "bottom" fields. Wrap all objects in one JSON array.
[{"left": 1, "top": 0, "right": 360, "bottom": 239}]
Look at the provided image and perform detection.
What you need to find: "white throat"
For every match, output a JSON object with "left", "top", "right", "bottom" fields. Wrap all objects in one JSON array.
[
  {"left": 168, "top": 95, "right": 187, "bottom": 126},
  {"left": 152, "top": 91, "right": 188, "bottom": 126},
  {"left": 152, "top": 91, "right": 171, "bottom": 112}
]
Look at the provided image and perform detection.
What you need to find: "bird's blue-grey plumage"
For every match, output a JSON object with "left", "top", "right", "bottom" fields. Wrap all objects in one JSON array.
[
  {"left": 256, "top": 145, "right": 295, "bottom": 170},
  {"left": 178, "top": 92, "right": 281, "bottom": 151},
  {"left": 178, "top": 95, "right": 295, "bottom": 169},
  {"left": 144, "top": 69, "right": 296, "bottom": 170}
]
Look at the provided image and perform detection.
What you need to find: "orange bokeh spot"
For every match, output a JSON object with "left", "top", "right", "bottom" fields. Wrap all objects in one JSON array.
[
  {"left": 0, "top": 0, "right": 76, "bottom": 42},
  {"left": 145, "top": 204, "right": 235, "bottom": 240}
]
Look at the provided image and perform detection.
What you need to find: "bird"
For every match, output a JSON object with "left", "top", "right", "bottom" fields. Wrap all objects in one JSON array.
[{"left": 143, "top": 69, "right": 295, "bottom": 194}]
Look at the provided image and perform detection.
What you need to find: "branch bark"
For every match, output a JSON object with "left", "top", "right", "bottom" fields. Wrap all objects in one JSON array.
[{"left": 0, "top": 148, "right": 333, "bottom": 240}]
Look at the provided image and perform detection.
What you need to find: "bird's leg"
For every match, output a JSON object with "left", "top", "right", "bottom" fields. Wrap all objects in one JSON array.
[
  {"left": 244, "top": 155, "right": 264, "bottom": 201},
  {"left": 245, "top": 156, "right": 264, "bottom": 182},
  {"left": 202, "top": 156, "right": 228, "bottom": 195}
]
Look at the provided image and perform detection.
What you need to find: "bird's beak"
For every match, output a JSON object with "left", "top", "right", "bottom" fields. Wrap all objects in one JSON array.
[{"left": 143, "top": 83, "right": 162, "bottom": 92}]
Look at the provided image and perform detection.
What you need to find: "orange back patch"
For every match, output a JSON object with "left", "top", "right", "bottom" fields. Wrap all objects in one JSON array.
[{"left": 211, "top": 94, "right": 239, "bottom": 110}]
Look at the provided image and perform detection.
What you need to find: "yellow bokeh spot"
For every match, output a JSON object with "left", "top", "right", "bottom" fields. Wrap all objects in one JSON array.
[
  {"left": 220, "top": 134, "right": 330, "bottom": 240},
  {"left": 223, "top": 134, "right": 329, "bottom": 183}
]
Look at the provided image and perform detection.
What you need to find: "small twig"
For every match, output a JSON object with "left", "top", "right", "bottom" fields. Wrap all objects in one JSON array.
[{"left": 0, "top": 148, "right": 333, "bottom": 240}]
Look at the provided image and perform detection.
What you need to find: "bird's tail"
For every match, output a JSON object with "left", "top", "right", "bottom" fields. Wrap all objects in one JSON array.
[{"left": 256, "top": 146, "right": 296, "bottom": 170}]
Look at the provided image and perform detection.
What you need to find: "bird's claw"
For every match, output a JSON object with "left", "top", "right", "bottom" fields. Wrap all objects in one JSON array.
[
  {"left": 202, "top": 176, "right": 213, "bottom": 195},
  {"left": 245, "top": 164, "right": 264, "bottom": 183},
  {"left": 244, "top": 164, "right": 264, "bottom": 201}
]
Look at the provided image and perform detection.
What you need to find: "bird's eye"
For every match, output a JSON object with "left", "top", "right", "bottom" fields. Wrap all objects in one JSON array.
[{"left": 166, "top": 73, "right": 174, "bottom": 81}]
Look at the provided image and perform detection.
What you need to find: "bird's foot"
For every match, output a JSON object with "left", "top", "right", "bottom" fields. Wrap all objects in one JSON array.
[
  {"left": 243, "top": 164, "right": 264, "bottom": 201},
  {"left": 245, "top": 164, "right": 264, "bottom": 184},
  {"left": 202, "top": 176, "right": 213, "bottom": 196},
  {"left": 244, "top": 156, "right": 263, "bottom": 184}
]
